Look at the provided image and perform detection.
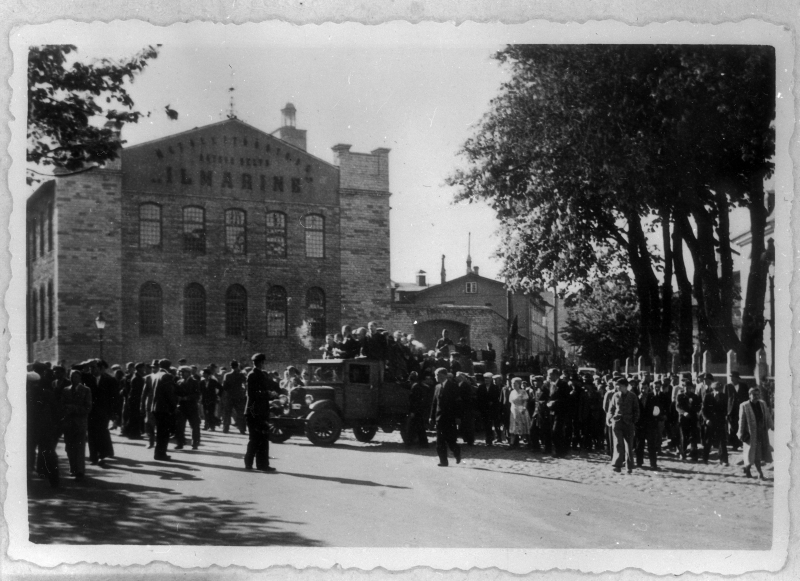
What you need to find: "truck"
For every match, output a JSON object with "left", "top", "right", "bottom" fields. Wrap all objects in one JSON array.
[{"left": 269, "top": 358, "right": 412, "bottom": 446}]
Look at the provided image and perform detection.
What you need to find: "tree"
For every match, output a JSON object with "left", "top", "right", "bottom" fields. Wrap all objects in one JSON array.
[
  {"left": 562, "top": 279, "right": 640, "bottom": 367},
  {"left": 27, "top": 44, "right": 160, "bottom": 184}
]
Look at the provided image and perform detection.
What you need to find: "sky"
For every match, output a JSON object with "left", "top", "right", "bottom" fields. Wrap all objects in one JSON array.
[{"left": 45, "top": 28, "right": 512, "bottom": 284}]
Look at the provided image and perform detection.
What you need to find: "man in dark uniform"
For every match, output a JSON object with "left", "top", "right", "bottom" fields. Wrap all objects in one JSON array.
[
  {"left": 405, "top": 371, "right": 429, "bottom": 447},
  {"left": 455, "top": 372, "right": 475, "bottom": 446},
  {"left": 676, "top": 375, "right": 702, "bottom": 461},
  {"left": 244, "top": 353, "right": 278, "bottom": 471},
  {"left": 122, "top": 362, "right": 145, "bottom": 439},
  {"left": 701, "top": 381, "right": 729, "bottom": 465},
  {"left": 546, "top": 368, "right": 571, "bottom": 457},
  {"left": 528, "top": 375, "right": 550, "bottom": 452},
  {"left": 429, "top": 367, "right": 462, "bottom": 467},
  {"left": 151, "top": 359, "right": 177, "bottom": 461},
  {"left": 175, "top": 366, "right": 202, "bottom": 450},
  {"left": 221, "top": 361, "right": 247, "bottom": 434},
  {"left": 476, "top": 372, "right": 501, "bottom": 446},
  {"left": 635, "top": 380, "right": 661, "bottom": 470},
  {"left": 202, "top": 367, "right": 221, "bottom": 431},
  {"left": 140, "top": 359, "right": 160, "bottom": 448}
]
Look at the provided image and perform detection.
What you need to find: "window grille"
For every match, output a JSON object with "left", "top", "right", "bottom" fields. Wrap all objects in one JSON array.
[
  {"left": 225, "top": 209, "right": 246, "bottom": 254},
  {"left": 304, "top": 214, "right": 324, "bottom": 258},
  {"left": 266, "top": 286, "right": 288, "bottom": 337},
  {"left": 139, "top": 282, "right": 163, "bottom": 335},
  {"left": 225, "top": 284, "right": 247, "bottom": 336},
  {"left": 182, "top": 206, "right": 206, "bottom": 253},
  {"left": 266, "top": 212, "right": 287, "bottom": 257},
  {"left": 139, "top": 204, "right": 162, "bottom": 248},
  {"left": 305, "top": 287, "right": 325, "bottom": 338}
]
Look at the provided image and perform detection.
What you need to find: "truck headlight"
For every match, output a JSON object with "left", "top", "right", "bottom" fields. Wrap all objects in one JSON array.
[
  {"left": 305, "top": 394, "right": 314, "bottom": 405},
  {"left": 279, "top": 395, "right": 288, "bottom": 404}
]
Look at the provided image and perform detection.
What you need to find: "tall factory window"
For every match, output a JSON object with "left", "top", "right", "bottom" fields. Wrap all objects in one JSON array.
[
  {"left": 266, "top": 211, "right": 287, "bottom": 257},
  {"left": 47, "top": 281, "right": 54, "bottom": 338},
  {"left": 266, "top": 286, "right": 288, "bottom": 337},
  {"left": 39, "top": 284, "right": 46, "bottom": 340},
  {"left": 305, "top": 287, "right": 326, "bottom": 338},
  {"left": 225, "top": 209, "right": 247, "bottom": 254},
  {"left": 47, "top": 203, "right": 54, "bottom": 252},
  {"left": 291, "top": 177, "right": 302, "bottom": 193},
  {"left": 273, "top": 176, "right": 284, "bottom": 192},
  {"left": 182, "top": 206, "right": 206, "bottom": 254},
  {"left": 183, "top": 283, "right": 206, "bottom": 335},
  {"left": 139, "top": 203, "right": 162, "bottom": 248},
  {"left": 31, "top": 289, "right": 38, "bottom": 342},
  {"left": 139, "top": 282, "right": 163, "bottom": 336},
  {"left": 225, "top": 284, "right": 247, "bottom": 337},
  {"left": 303, "top": 214, "right": 324, "bottom": 258}
]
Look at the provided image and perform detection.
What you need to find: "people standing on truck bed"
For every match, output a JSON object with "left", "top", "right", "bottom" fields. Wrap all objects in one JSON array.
[{"left": 435, "top": 329, "right": 455, "bottom": 359}]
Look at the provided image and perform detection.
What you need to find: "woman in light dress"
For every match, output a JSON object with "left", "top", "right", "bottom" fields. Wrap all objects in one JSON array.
[{"left": 508, "top": 377, "right": 531, "bottom": 448}]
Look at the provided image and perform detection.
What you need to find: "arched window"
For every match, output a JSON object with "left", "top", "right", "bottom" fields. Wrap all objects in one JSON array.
[
  {"left": 225, "top": 284, "right": 247, "bottom": 336},
  {"left": 183, "top": 283, "right": 206, "bottom": 335},
  {"left": 47, "top": 281, "right": 54, "bottom": 338},
  {"left": 303, "top": 214, "right": 324, "bottom": 258},
  {"left": 266, "top": 211, "right": 287, "bottom": 257},
  {"left": 139, "top": 282, "right": 163, "bottom": 335},
  {"left": 31, "top": 289, "right": 38, "bottom": 342},
  {"left": 139, "top": 203, "right": 162, "bottom": 248},
  {"left": 225, "top": 209, "right": 246, "bottom": 254},
  {"left": 266, "top": 286, "right": 288, "bottom": 337},
  {"left": 39, "top": 284, "right": 46, "bottom": 340},
  {"left": 182, "top": 206, "right": 206, "bottom": 253},
  {"left": 305, "top": 287, "right": 325, "bottom": 338}
]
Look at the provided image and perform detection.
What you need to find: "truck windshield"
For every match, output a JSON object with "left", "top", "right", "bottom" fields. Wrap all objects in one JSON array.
[{"left": 308, "top": 364, "right": 341, "bottom": 383}]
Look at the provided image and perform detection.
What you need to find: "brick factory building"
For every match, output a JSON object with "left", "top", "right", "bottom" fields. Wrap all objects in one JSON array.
[{"left": 26, "top": 105, "right": 392, "bottom": 368}]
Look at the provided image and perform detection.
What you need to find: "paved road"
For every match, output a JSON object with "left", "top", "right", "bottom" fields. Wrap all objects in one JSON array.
[{"left": 28, "top": 427, "right": 773, "bottom": 548}]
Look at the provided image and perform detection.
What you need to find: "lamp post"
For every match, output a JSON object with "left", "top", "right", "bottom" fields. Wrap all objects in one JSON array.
[
  {"left": 768, "top": 263, "right": 775, "bottom": 376},
  {"left": 95, "top": 311, "right": 106, "bottom": 360}
]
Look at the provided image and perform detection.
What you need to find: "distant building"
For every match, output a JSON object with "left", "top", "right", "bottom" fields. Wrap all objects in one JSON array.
[
  {"left": 389, "top": 254, "right": 554, "bottom": 360},
  {"left": 26, "top": 105, "right": 392, "bottom": 367}
]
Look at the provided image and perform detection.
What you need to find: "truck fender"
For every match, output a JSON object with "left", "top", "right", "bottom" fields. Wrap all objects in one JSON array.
[{"left": 308, "top": 398, "right": 341, "bottom": 417}]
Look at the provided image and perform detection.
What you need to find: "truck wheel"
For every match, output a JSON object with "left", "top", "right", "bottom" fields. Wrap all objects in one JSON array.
[
  {"left": 305, "top": 410, "right": 342, "bottom": 446},
  {"left": 353, "top": 424, "right": 378, "bottom": 442},
  {"left": 269, "top": 424, "right": 292, "bottom": 443}
]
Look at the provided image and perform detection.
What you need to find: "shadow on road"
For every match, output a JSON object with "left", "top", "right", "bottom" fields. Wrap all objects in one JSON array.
[
  {"left": 279, "top": 471, "right": 410, "bottom": 489},
  {"left": 28, "top": 468, "right": 324, "bottom": 546}
]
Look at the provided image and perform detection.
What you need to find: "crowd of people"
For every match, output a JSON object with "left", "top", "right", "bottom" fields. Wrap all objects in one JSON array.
[{"left": 26, "top": 323, "right": 774, "bottom": 488}]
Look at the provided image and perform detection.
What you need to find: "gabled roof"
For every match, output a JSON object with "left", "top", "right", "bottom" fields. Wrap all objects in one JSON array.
[{"left": 123, "top": 117, "right": 338, "bottom": 170}]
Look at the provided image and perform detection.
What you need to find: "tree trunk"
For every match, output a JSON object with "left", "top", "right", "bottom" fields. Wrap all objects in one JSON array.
[
  {"left": 660, "top": 207, "right": 673, "bottom": 349},
  {"left": 672, "top": 217, "right": 694, "bottom": 365},
  {"left": 739, "top": 175, "right": 768, "bottom": 367}
]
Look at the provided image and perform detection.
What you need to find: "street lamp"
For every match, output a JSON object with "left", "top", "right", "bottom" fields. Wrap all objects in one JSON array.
[
  {"left": 95, "top": 311, "right": 106, "bottom": 360},
  {"left": 768, "top": 262, "right": 775, "bottom": 376}
]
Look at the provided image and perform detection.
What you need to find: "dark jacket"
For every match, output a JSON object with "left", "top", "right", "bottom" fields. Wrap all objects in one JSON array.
[
  {"left": 547, "top": 379, "right": 570, "bottom": 416},
  {"left": 151, "top": 370, "right": 178, "bottom": 415},
  {"left": 676, "top": 391, "right": 702, "bottom": 421},
  {"left": 222, "top": 370, "right": 247, "bottom": 400},
  {"left": 637, "top": 390, "right": 659, "bottom": 428},
  {"left": 408, "top": 382, "right": 428, "bottom": 416},
  {"left": 702, "top": 389, "right": 729, "bottom": 426},
  {"left": 245, "top": 368, "right": 277, "bottom": 420},
  {"left": 476, "top": 382, "right": 501, "bottom": 416},
  {"left": 429, "top": 378, "right": 461, "bottom": 426}
]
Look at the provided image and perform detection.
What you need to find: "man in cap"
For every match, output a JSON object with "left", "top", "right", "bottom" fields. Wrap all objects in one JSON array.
[
  {"left": 151, "top": 359, "right": 177, "bottom": 461},
  {"left": 174, "top": 366, "right": 202, "bottom": 450},
  {"left": 475, "top": 371, "right": 501, "bottom": 446},
  {"left": 244, "top": 353, "right": 278, "bottom": 471},
  {"left": 429, "top": 367, "right": 462, "bottom": 466},
  {"left": 635, "top": 379, "right": 661, "bottom": 470},
  {"left": 675, "top": 374, "right": 701, "bottom": 461},
  {"left": 607, "top": 377, "right": 639, "bottom": 473},
  {"left": 701, "top": 381, "right": 729, "bottom": 465},
  {"left": 140, "top": 359, "right": 160, "bottom": 448}
]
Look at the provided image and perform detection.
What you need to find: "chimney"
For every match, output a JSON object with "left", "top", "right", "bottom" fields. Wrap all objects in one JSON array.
[
  {"left": 473, "top": 266, "right": 479, "bottom": 276},
  {"left": 331, "top": 143, "right": 351, "bottom": 166},
  {"left": 102, "top": 120, "right": 123, "bottom": 170},
  {"left": 440, "top": 254, "right": 446, "bottom": 284},
  {"left": 278, "top": 103, "right": 307, "bottom": 151},
  {"left": 416, "top": 270, "right": 427, "bottom": 287},
  {"left": 466, "top": 232, "right": 472, "bottom": 274}
]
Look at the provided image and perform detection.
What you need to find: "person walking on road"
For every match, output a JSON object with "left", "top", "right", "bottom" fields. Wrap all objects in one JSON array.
[
  {"left": 701, "top": 381, "right": 730, "bottom": 466},
  {"left": 151, "top": 360, "right": 177, "bottom": 461},
  {"left": 221, "top": 361, "right": 247, "bottom": 434},
  {"left": 607, "top": 377, "right": 639, "bottom": 473},
  {"left": 60, "top": 369, "right": 92, "bottom": 480},
  {"left": 405, "top": 372, "right": 429, "bottom": 448},
  {"left": 244, "top": 353, "right": 278, "bottom": 472},
  {"left": 429, "top": 367, "right": 462, "bottom": 467},
  {"left": 738, "top": 387, "right": 773, "bottom": 480}
]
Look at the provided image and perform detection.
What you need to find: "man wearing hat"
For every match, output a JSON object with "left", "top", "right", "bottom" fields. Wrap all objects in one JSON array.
[
  {"left": 475, "top": 371, "right": 501, "bottom": 446},
  {"left": 122, "top": 362, "right": 145, "bottom": 440},
  {"left": 175, "top": 366, "right": 202, "bottom": 450},
  {"left": 607, "top": 377, "right": 639, "bottom": 473},
  {"left": 701, "top": 381, "right": 729, "bottom": 465},
  {"left": 151, "top": 359, "right": 178, "bottom": 461},
  {"left": 429, "top": 367, "right": 462, "bottom": 466},
  {"left": 244, "top": 353, "right": 278, "bottom": 471},
  {"left": 87, "top": 359, "right": 115, "bottom": 465},
  {"left": 140, "top": 359, "right": 160, "bottom": 448},
  {"left": 675, "top": 375, "right": 701, "bottom": 461},
  {"left": 221, "top": 360, "right": 247, "bottom": 434}
]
